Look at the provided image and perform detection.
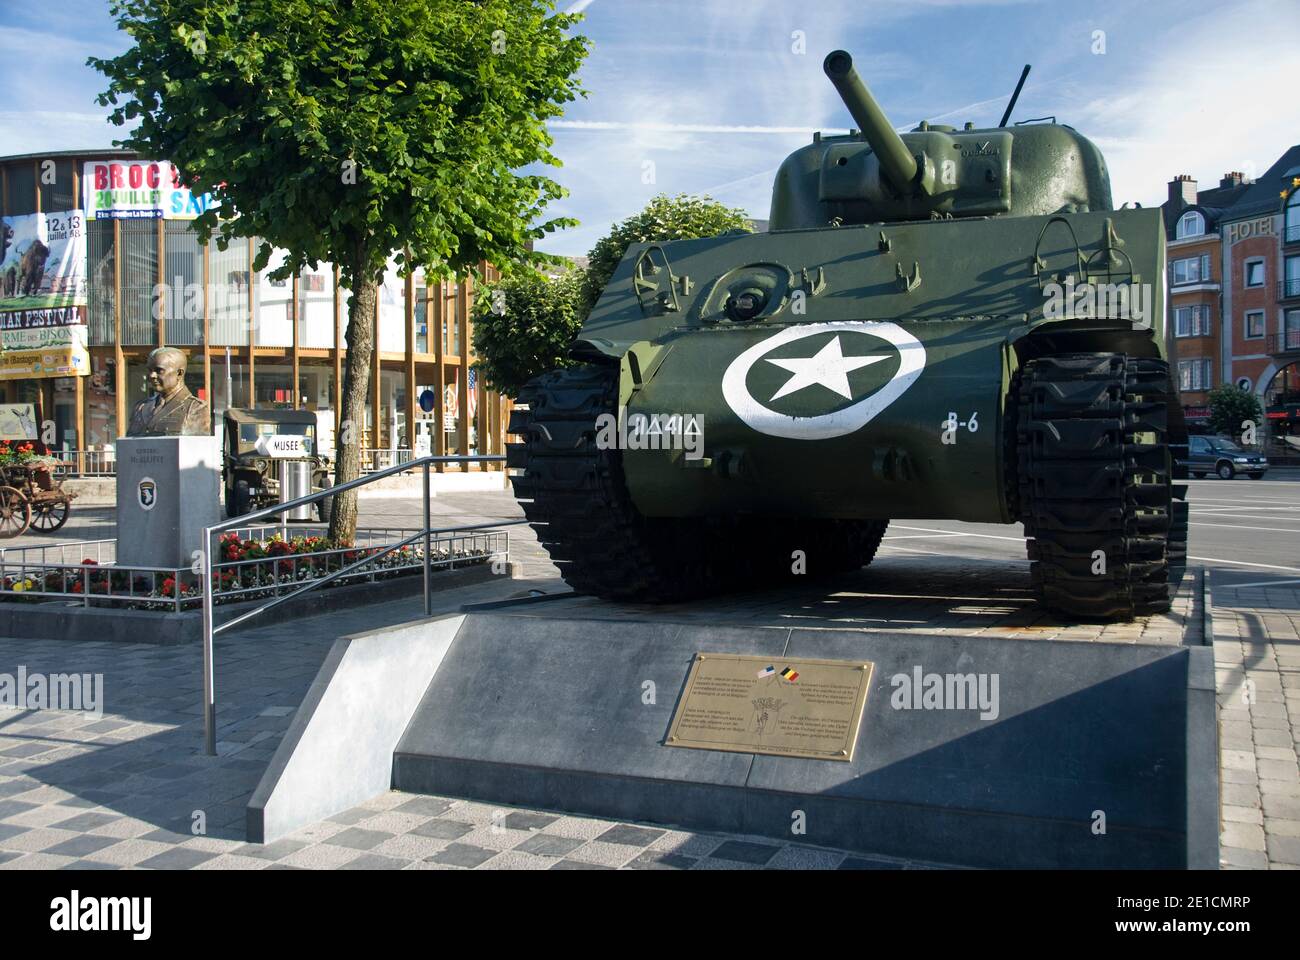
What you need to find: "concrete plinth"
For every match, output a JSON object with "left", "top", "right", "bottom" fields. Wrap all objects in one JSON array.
[{"left": 115, "top": 436, "right": 220, "bottom": 570}]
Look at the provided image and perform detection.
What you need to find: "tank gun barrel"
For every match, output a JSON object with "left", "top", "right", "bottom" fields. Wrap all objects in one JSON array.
[{"left": 823, "top": 50, "right": 921, "bottom": 194}]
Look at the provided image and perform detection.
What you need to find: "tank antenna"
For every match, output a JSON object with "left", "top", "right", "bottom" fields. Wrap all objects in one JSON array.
[{"left": 998, "top": 64, "right": 1031, "bottom": 127}]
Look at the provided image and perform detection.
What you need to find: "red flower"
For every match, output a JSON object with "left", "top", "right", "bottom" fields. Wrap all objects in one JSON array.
[
  {"left": 70, "top": 581, "right": 84, "bottom": 594},
  {"left": 161, "top": 577, "right": 176, "bottom": 594},
  {"left": 81, "top": 558, "right": 98, "bottom": 566}
]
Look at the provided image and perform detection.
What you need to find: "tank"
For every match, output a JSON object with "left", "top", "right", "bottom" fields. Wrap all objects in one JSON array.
[{"left": 509, "top": 51, "right": 1188, "bottom": 620}]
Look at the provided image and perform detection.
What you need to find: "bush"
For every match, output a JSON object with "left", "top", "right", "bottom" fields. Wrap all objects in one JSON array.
[
  {"left": 1207, "top": 383, "right": 1263, "bottom": 442},
  {"left": 470, "top": 269, "right": 586, "bottom": 398},
  {"left": 581, "top": 194, "right": 752, "bottom": 314}
]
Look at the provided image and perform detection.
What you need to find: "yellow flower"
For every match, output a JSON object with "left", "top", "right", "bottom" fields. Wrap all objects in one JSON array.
[{"left": 12, "top": 582, "right": 25, "bottom": 593}]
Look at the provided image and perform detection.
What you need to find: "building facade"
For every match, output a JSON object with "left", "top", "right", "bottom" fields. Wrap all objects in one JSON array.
[
  {"left": 0, "top": 149, "right": 509, "bottom": 473},
  {"left": 1162, "top": 146, "right": 1300, "bottom": 457}
]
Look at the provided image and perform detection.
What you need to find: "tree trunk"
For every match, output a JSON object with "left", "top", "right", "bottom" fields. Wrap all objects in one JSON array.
[{"left": 328, "top": 271, "right": 377, "bottom": 544}]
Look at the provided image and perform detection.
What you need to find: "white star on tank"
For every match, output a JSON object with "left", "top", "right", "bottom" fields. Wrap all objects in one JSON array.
[{"left": 765, "top": 335, "right": 888, "bottom": 402}]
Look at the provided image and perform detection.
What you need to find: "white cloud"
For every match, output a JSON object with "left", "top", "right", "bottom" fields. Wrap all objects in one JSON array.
[{"left": 1069, "top": 1, "right": 1300, "bottom": 206}]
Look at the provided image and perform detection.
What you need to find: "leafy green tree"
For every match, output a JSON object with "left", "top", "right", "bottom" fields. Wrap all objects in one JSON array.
[
  {"left": 471, "top": 269, "right": 585, "bottom": 398},
  {"left": 581, "top": 194, "right": 752, "bottom": 313},
  {"left": 90, "top": 0, "right": 588, "bottom": 541},
  {"left": 1207, "top": 383, "right": 1263, "bottom": 442}
]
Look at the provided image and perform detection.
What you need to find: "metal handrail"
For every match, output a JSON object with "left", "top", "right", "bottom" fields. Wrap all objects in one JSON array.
[{"left": 201, "top": 453, "right": 513, "bottom": 754}]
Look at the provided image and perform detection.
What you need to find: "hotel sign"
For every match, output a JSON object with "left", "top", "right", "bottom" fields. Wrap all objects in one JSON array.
[{"left": 1224, "top": 216, "right": 1275, "bottom": 244}]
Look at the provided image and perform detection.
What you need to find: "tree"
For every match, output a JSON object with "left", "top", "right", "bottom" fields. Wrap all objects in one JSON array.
[
  {"left": 1207, "top": 383, "right": 1263, "bottom": 442},
  {"left": 90, "top": 0, "right": 588, "bottom": 542},
  {"left": 581, "top": 194, "right": 752, "bottom": 314},
  {"left": 470, "top": 269, "right": 585, "bottom": 398}
]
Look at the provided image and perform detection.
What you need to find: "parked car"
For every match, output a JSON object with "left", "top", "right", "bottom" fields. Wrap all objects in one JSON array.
[
  {"left": 1183, "top": 435, "right": 1269, "bottom": 480},
  {"left": 222, "top": 408, "right": 334, "bottom": 520}
]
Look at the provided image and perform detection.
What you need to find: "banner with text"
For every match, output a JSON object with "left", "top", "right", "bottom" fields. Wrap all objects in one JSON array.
[
  {"left": 82, "top": 160, "right": 220, "bottom": 220},
  {"left": 0, "top": 210, "right": 89, "bottom": 377}
]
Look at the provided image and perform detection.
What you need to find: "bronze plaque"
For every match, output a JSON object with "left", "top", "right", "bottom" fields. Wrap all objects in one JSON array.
[{"left": 665, "top": 654, "right": 874, "bottom": 762}]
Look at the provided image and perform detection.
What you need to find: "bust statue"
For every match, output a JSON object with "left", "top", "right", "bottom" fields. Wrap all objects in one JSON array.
[{"left": 126, "top": 347, "right": 211, "bottom": 437}]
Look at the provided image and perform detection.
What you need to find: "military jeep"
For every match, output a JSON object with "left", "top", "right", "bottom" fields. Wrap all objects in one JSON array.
[{"left": 222, "top": 408, "right": 334, "bottom": 521}]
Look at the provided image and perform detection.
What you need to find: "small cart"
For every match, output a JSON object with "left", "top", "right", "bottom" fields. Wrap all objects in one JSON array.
[{"left": 0, "top": 462, "right": 77, "bottom": 538}]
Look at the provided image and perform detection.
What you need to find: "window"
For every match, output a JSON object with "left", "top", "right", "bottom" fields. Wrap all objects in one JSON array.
[
  {"left": 1176, "top": 211, "right": 1205, "bottom": 239},
  {"left": 1189, "top": 436, "right": 1210, "bottom": 454},
  {"left": 1172, "top": 254, "right": 1212, "bottom": 285},
  {"left": 1287, "top": 191, "right": 1300, "bottom": 243},
  {"left": 1245, "top": 310, "right": 1265, "bottom": 339},
  {"left": 1178, "top": 358, "right": 1214, "bottom": 392},
  {"left": 1244, "top": 259, "right": 1265, "bottom": 288},
  {"left": 1285, "top": 256, "right": 1300, "bottom": 299},
  {"left": 1174, "top": 304, "right": 1211, "bottom": 337}
]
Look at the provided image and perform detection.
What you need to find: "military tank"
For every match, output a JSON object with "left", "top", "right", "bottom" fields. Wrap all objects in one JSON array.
[{"left": 509, "top": 50, "right": 1187, "bottom": 620}]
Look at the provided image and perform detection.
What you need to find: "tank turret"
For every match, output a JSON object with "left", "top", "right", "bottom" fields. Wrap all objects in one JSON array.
[{"left": 769, "top": 49, "right": 1112, "bottom": 229}]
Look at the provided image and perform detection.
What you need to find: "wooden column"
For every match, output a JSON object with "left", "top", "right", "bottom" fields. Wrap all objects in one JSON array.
[
  {"left": 456, "top": 278, "right": 470, "bottom": 470},
  {"left": 202, "top": 239, "right": 211, "bottom": 423},
  {"left": 433, "top": 281, "right": 446, "bottom": 472},
  {"left": 156, "top": 219, "right": 166, "bottom": 346},
  {"left": 291, "top": 272, "right": 300, "bottom": 409},
  {"left": 74, "top": 374, "right": 85, "bottom": 474},
  {"left": 404, "top": 271, "right": 416, "bottom": 453},
  {"left": 246, "top": 237, "right": 255, "bottom": 407},
  {"left": 113, "top": 219, "right": 126, "bottom": 435},
  {"left": 333, "top": 266, "right": 343, "bottom": 422},
  {"left": 370, "top": 293, "right": 381, "bottom": 456}
]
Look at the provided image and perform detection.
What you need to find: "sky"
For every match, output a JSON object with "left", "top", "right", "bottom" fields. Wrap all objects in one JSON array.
[{"left": 2, "top": 0, "right": 1299, "bottom": 256}]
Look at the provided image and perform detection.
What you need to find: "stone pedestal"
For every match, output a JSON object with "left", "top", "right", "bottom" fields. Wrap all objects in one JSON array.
[{"left": 116, "top": 436, "right": 221, "bottom": 570}]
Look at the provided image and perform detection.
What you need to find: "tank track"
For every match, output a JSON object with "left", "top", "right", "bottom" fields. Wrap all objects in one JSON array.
[
  {"left": 508, "top": 363, "right": 888, "bottom": 602},
  {"left": 1016, "top": 353, "right": 1189, "bottom": 620}
]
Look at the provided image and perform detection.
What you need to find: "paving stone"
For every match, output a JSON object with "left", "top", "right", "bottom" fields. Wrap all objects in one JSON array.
[
  {"left": 1266, "top": 834, "right": 1300, "bottom": 865},
  {"left": 0, "top": 852, "right": 75, "bottom": 870},
  {"left": 339, "top": 852, "right": 409, "bottom": 870},
  {"left": 839, "top": 856, "right": 907, "bottom": 870},
  {"left": 1265, "top": 818, "right": 1300, "bottom": 838},
  {"left": 710, "top": 839, "right": 782, "bottom": 865},
  {"left": 515, "top": 833, "right": 585, "bottom": 858},
  {"left": 624, "top": 850, "right": 697, "bottom": 870},
  {"left": 766, "top": 845, "right": 848, "bottom": 870},
  {"left": 1219, "top": 845, "right": 1270, "bottom": 869},
  {"left": 474, "top": 849, "right": 555, "bottom": 871},
  {"left": 1262, "top": 795, "right": 1300, "bottom": 820},
  {"left": 137, "top": 847, "right": 217, "bottom": 870},
  {"left": 392, "top": 796, "right": 453, "bottom": 818},
  {"left": 231, "top": 838, "right": 310, "bottom": 861},
  {"left": 42, "top": 834, "right": 120, "bottom": 858},
  {"left": 49, "top": 811, "right": 122, "bottom": 832},
  {"left": 324, "top": 827, "right": 395, "bottom": 851},
  {"left": 596, "top": 824, "right": 666, "bottom": 847},
  {"left": 276, "top": 843, "right": 360, "bottom": 869},
  {"left": 409, "top": 820, "right": 474, "bottom": 841},
  {"left": 564, "top": 840, "right": 642, "bottom": 868},
  {"left": 549, "top": 858, "right": 613, "bottom": 870},
  {"left": 429, "top": 842, "right": 497, "bottom": 868},
  {"left": 648, "top": 831, "right": 724, "bottom": 858},
  {"left": 1222, "top": 804, "right": 1265, "bottom": 826},
  {"left": 503, "top": 811, "right": 559, "bottom": 833}
]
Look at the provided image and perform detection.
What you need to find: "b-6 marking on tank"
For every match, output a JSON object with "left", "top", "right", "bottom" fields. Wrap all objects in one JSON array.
[{"left": 720, "top": 321, "right": 926, "bottom": 440}]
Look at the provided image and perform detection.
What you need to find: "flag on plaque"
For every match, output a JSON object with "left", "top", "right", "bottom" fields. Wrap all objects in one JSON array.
[
  {"left": 780, "top": 667, "right": 799, "bottom": 683},
  {"left": 756, "top": 665, "right": 776, "bottom": 679}
]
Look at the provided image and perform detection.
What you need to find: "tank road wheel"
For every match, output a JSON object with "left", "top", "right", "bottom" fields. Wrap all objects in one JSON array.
[
  {"left": 1017, "top": 354, "right": 1188, "bottom": 621},
  {"left": 508, "top": 365, "right": 890, "bottom": 602},
  {"left": 0, "top": 487, "right": 31, "bottom": 539}
]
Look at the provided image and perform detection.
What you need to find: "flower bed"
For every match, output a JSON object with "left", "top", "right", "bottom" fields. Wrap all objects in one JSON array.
[
  {"left": 0, "top": 440, "right": 60, "bottom": 471},
  {"left": 0, "top": 531, "right": 495, "bottom": 611}
]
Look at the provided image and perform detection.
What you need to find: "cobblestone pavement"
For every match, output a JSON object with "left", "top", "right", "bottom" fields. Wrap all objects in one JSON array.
[
  {"left": 0, "top": 486, "right": 1297, "bottom": 869},
  {"left": 1210, "top": 577, "right": 1300, "bottom": 870}
]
